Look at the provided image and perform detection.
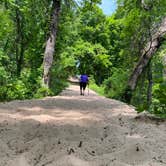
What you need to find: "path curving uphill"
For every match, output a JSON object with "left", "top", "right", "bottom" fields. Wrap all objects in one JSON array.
[{"left": 0, "top": 84, "right": 165, "bottom": 166}]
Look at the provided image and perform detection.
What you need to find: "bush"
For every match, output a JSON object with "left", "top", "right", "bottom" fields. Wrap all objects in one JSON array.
[
  {"left": 50, "top": 63, "right": 69, "bottom": 95},
  {"left": 103, "top": 68, "right": 128, "bottom": 99},
  {"left": 34, "top": 87, "right": 53, "bottom": 98},
  {"left": 153, "top": 82, "right": 166, "bottom": 104},
  {"left": 149, "top": 102, "right": 166, "bottom": 118},
  {"left": 149, "top": 81, "right": 166, "bottom": 117},
  {"left": 6, "top": 80, "right": 29, "bottom": 100},
  {"left": 0, "top": 68, "right": 44, "bottom": 101},
  {"left": 89, "top": 77, "right": 105, "bottom": 96}
]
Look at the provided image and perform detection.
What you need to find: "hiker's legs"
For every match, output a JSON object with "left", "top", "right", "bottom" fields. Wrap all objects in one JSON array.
[
  {"left": 80, "top": 82, "right": 83, "bottom": 95},
  {"left": 80, "top": 82, "right": 87, "bottom": 95},
  {"left": 82, "top": 83, "right": 87, "bottom": 95}
]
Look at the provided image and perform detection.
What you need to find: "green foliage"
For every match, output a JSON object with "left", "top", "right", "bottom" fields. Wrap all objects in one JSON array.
[
  {"left": 0, "top": 5, "right": 13, "bottom": 38},
  {"left": 150, "top": 101, "right": 166, "bottom": 118},
  {"left": 34, "top": 87, "right": 53, "bottom": 98},
  {"left": 104, "top": 68, "right": 129, "bottom": 99},
  {"left": 153, "top": 82, "right": 166, "bottom": 104},
  {"left": 0, "top": 68, "right": 43, "bottom": 101},
  {"left": 0, "top": 66, "right": 8, "bottom": 85},
  {"left": 0, "top": 0, "right": 55, "bottom": 101},
  {"left": 150, "top": 81, "right": 166, "bottom": 116},
  {"left": 50, "top": 62, "right": 69, "bottom": 95},
  {"left": 80, "top": 4, "right": 109, "bottom": 47},
  {"left": 148, "top": 46, "right": 166, "bottom": 116},
  {"left": 89, "top": 76, "right": 105, "bottom": 96},
  {"left": 0, "top": 66, "right": 8, "bottom": 100},
  {"left": 71, "top": 40, "right": 111, "bottom": 84},
  {"left": 20, "top": 69, "right": 42, "bottom": 96},
  {"left": 5, "top": 80, "right": 28, "bottom": 100}
]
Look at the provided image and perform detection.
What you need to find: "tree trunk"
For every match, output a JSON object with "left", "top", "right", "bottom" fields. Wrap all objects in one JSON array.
[
  {"left": 15, "top": 4, "right": 24, "bottom": 77},
  {"left": 163, "top": 55, "right": 166, "bottom": 80},
  {"left": 138, "top": 70, "right": 146, "bottom": 105},
  {"left": 147, "top": 61, "right": 153, "bottom": 109},
  {"left": 123, "top": 17, "right": 166, "bottom": 103},
  {"left": 43, "top": 0, "right": 61, "bottom": 88}
]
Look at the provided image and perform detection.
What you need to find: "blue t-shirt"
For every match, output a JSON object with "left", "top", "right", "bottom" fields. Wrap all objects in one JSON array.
[{"left": 80, "top": 75, "right": 88, "bottom": 83}]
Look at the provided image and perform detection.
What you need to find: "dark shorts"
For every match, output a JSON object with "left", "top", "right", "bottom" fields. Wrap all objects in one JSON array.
[{"left": 80, "top": 82, "right": 87, "bottom": 90}]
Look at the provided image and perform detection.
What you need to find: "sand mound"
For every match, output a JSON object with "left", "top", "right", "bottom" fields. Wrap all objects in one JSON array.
[{"left": 0, "top": 85, "right": 165, "bottom": 166}]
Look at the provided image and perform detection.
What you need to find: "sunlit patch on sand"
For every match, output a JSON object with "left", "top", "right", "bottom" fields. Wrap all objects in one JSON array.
[
  {"left": 24, "top": 112, "right": 102, "bottom": 123},
  {"left": 17, "top": 106, "right": 42, "bottom": 112},
  {"left": 126, "top": 134, "right": 142, "bottom": 139},
  {"left": 0, "top": 111, "right": 102, "bottom": 124}
]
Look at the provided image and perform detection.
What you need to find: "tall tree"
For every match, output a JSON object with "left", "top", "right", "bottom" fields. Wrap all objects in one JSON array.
[
  {"left": 123, "top": 17, "right": 166, "bottom": 102},
  {"left": 15, "top": 0, "right": 25, "bottom": 76},
  {"left": 43, "top": 0, "right": 61, "bottom": 88}
]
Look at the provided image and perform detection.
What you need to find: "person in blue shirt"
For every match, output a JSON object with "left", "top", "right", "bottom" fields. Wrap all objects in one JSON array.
[{"left": 79, "top": 74, "right": 89, "bottom": 95}]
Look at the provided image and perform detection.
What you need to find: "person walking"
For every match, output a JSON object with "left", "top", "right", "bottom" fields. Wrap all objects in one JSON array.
[{"left": 79, "top": 74, "right": 89, "bottom": 95}]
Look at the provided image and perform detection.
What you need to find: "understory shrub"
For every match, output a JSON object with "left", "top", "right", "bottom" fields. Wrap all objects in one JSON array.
[{"left": 104, "top": 68, "right": 128, "bottom": 99}]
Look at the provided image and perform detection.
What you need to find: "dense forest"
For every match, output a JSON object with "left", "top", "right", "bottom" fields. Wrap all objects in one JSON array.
[{"left": 0, "top": 0, "right": 165, "bottom": 117}]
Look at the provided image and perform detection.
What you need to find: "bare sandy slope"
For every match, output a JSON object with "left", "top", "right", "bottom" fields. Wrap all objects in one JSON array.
[{"left": 0, "top": 84, "right": 165, "bottom": 166}]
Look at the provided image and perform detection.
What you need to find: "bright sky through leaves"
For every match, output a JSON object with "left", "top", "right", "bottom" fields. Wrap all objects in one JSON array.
[{"left": 99, "top": 0, "right": 117, "bottom": 15}]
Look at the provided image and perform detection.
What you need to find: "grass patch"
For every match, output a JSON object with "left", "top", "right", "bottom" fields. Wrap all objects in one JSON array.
[{"left": 89, "top": 83, "right": 105, "bottom": 96}]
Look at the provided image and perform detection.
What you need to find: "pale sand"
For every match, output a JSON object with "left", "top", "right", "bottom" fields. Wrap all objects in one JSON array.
[{"left": 0, "top": 84, "right": 165, "bottom": 166}]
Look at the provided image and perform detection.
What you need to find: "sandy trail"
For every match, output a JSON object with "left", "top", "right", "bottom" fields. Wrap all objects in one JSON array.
[{"left": 0, "top": 84, "right": 165, "bottom": 166}]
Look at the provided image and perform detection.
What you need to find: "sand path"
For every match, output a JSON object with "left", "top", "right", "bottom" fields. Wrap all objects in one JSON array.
[{"left": 0, "top": 84, "right": 165, "bottom": 166}]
